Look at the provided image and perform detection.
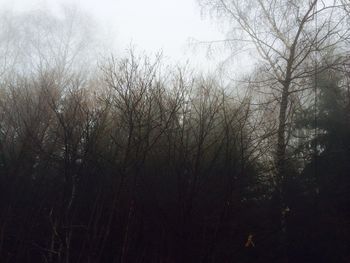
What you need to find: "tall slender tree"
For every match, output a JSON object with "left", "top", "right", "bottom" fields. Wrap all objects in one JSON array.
[{"left": 199, "top": 0, "right": 350, "bottom": 260}]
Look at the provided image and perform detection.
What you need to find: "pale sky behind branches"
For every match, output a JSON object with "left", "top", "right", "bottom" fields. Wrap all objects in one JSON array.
[{"left": 0, "top": 0, "right": 247, "bottom": 74}]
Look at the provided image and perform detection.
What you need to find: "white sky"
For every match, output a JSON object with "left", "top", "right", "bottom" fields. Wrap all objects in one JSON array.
[{"left": 0, "top": 0, "right": 238, "bottom": 73}]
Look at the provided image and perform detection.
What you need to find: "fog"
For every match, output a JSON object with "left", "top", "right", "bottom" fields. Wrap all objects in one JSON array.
[
  {"left": 0, "top": 0, "right": 232, "bottom": 71},
  {"left": 0, "top": 1, "right": 349, "bottom": 262}
]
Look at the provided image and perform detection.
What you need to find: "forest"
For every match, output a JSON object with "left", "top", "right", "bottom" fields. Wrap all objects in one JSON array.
[{"left": 0, "top": 0, "right": 349, "bottom": 262}]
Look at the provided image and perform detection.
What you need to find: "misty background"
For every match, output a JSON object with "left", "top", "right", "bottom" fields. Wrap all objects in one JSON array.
[
  {"left": 0, "top": 0, "right": 349, "bottom": 262},
  {"left": 0, "top": 0, "right": 241, "bottom": 73}
]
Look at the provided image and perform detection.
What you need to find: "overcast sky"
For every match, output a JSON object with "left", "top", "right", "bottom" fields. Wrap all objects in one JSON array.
[{"left": 0, "top": 0, "right": 239, "bottom": 73}]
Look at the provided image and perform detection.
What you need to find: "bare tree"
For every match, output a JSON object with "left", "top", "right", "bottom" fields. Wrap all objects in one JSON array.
[
  {"left": 199, "top": 0, "right": 350, "bottom": 259},
  {"left": 201, "top": 0, "right": 348, "bottom": 180},
  {"left": 0, "top": 5, "right": 109, "bottom": 80}
]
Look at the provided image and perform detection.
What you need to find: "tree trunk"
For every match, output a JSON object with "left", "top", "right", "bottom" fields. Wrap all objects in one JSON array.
[{"left": 276, "top": 83, "right": 289, "bottom": 262}]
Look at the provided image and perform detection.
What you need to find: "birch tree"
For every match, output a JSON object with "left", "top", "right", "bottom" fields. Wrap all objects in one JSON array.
[{"left": 199, "top": 0, "right": 350, "bottom": 260}]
